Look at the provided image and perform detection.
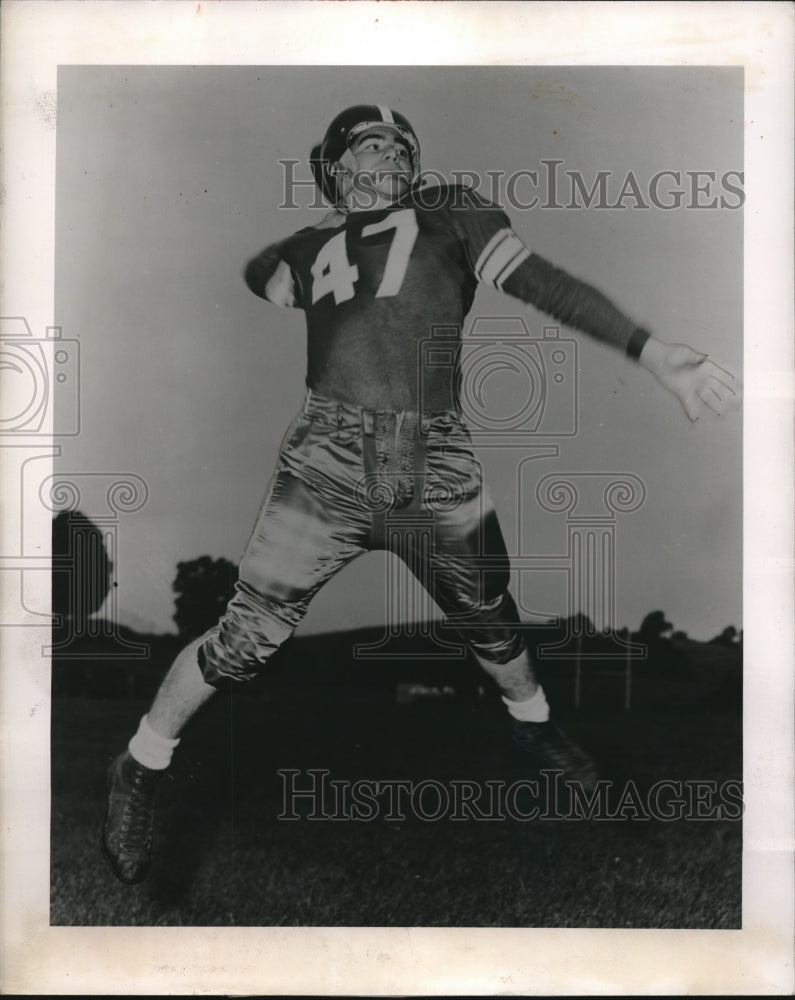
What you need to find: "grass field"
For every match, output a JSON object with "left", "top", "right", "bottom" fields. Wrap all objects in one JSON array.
[{"left": 51, "top": 653, "right": 742, "bottom": 928}]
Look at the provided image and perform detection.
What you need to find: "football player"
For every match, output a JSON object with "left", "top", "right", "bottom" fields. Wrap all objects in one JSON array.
[{"left": 101, "top": 105, "right": 738, "bottom": 884}]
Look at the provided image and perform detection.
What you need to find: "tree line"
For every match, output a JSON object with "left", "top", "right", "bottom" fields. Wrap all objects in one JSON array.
[{"left": 53, "top": 510, "right": 742, "bottom": 647}]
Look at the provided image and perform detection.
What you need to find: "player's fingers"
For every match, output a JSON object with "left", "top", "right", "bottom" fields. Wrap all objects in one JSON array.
[
  {"left": 708, "top": 375, "right": 743, "bottom": 411},
  {"left": 707, "top": 374, "right": 737, "bottom": 396},
  {"left": 703, "top": 377, "right": 734, "bottom": 403},
  {"left": 697, "top": 386, "right": 723, "bottom": 415},
  {"left": 682, "top": 392, "right": 701, "bottom": 421},
  {"left": 701, "top": 357, "right": 737, "bottom": 381}
]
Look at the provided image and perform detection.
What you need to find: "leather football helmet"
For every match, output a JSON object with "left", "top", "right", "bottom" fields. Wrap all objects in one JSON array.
[{"left": 310, "top": 105, "right": 420, "bottom": 203}]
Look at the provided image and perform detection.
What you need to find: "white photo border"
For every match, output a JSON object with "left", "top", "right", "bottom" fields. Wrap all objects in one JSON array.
[{"left": 1, "top": 1, "right": 793, "bottom": 995}]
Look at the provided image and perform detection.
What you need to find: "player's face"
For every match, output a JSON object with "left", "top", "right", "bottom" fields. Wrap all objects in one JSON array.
[{"left": 336, "top": 128, "right": 413, "bottom": 209}]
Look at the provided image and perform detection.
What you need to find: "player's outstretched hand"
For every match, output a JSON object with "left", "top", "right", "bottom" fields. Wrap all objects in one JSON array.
[{"left": 638, "top": 337, "right": 740, "bottom": 422}]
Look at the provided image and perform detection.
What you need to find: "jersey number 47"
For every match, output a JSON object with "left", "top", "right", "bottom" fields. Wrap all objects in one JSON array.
[{"left": 310, "top": 209, "right": 419, "bottom": 306}]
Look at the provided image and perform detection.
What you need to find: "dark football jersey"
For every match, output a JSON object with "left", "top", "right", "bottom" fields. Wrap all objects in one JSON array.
[{"left": 244, "top": 184, "right": 648, "bottom": 410}]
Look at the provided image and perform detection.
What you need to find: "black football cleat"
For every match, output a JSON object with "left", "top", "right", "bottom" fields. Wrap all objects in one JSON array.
[
  {"left": 100, "top": 750, "right": 164, "bottom": 885},
  {"left": 510, "top": 717, "right": 599, "bottom": 792}
]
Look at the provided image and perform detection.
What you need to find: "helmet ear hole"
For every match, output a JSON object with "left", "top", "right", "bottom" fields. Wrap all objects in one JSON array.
[{"left": 310, "top": 142, "right": 338, "bottom": 204}]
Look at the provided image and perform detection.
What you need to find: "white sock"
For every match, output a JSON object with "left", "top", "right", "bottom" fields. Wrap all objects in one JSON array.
[
  {"left": 128, "top": 714, "right": 180, "bottom": 770},
  {"left": 502, "top": 686, "right": 550, "bottom": 723}
]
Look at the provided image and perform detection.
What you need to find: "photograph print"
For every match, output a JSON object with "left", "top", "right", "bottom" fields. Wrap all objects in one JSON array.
[{"left": 47, "top": 64, "right": 743, "bottom": 929}]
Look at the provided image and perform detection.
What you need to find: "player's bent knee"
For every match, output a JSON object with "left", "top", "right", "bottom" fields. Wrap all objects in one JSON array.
[
  {"left": 197, "top": 615, "right": 294, "bottom": 686},
  {"left": 197, "top": 632, "right": 267, "bottom": 686},
  {"left": 447, "top": 590, "right": 526, "bottom": 665},
  {"left": 466, "top": 630, "right": 526, "bottom": 665}
]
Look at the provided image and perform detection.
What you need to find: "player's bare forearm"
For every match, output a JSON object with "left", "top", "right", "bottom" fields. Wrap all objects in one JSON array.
[{"left": 638, "top": 334, "right": 740, "bottom": 421}]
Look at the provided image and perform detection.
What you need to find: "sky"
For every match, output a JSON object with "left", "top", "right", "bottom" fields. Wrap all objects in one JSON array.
[{"left": 53, "top": 64, "right": 743, "bottom": 641}]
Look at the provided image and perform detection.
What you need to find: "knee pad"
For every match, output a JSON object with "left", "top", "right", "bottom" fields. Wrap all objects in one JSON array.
[
  {"left": 197, "top": 603, "right": 295, "bottom": 686},
  {"left": 448, "top": 590, "right": 526, "bottom": 664}
]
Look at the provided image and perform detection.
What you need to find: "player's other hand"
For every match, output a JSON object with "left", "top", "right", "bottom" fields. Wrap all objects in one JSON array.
[{"left": 639, "top": 336, "right": 740, "bottom": 422}]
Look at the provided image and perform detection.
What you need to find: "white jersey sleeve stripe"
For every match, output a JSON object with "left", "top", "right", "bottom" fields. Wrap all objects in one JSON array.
[
  {"left": 480, "top": 237, "right": 525, "bottom": 286},
  {"left": 495, "top": 247, "right": 531, "bottom": 290},
  {"left": 264, "top": 259, "right": 297, "bottom": 308},
  {"left": 474, "top": 229, "right": 512, "bottom": 282},
  {"left": 478, "top": 231, "right": 529, "bottom": 288}
]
